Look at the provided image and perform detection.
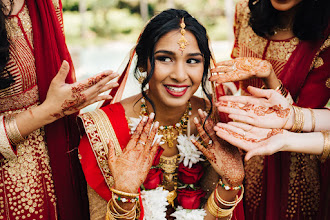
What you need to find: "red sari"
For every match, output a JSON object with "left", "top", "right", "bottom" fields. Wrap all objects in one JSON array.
[
  {"left": 227, "top": 0, "right": 330, "bottom": 219},
  {"left": 79, "top": 102, "right": 245, "bottom": 219}
]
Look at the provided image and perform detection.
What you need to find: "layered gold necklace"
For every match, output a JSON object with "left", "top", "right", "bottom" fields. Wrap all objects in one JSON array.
[{"left": 140, "top": 97, "right": 191, "bottom": 148}]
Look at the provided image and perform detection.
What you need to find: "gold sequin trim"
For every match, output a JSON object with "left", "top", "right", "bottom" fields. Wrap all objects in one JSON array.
[
  {"left": 326, "top": 78, "right": 330, "bottom": 88},
  {"left": 79, "top": 110, "right": 123, "bottom": 189},
  {"left": 313, "top": 57, "right": 324, "bottom": 69},
  {"left": 5, "top": 5, "right": 32, "bottom": 39},
  {"left": 0, "top": 116, "right": 16, "bottom": 160}
]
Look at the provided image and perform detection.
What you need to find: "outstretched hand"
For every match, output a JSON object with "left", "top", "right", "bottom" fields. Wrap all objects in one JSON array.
[
  {"left": 217, "top": 86, "right": 293, "bottom": 129},
  {"left": 108, "top": 113, "right": 160, "bottom": 193},
  {"left": 214, "top": 121, "right": 287, "bottom": 161},
  {"left": 210, "top": 57, "right": 273, "bottom": 84},
  {"left": 191, "top": 109, "right": 244, "bottom": 186},
  {"left": 44, "top": 61, "right": 119, "bottom": 119}
]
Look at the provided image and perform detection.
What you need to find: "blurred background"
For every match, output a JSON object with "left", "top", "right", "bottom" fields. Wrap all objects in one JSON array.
[{"left": 62, "top": 0, "right": 239, "bottom": 110}]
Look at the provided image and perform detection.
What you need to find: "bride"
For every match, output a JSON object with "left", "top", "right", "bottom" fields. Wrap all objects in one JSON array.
[{"left": 78, "top": 9, "right": 245, "bottom": 220}]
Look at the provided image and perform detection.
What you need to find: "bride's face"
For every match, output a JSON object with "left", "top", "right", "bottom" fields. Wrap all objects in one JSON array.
[{"left": 147, "top": 30, "right": 204, "bottom": 108}]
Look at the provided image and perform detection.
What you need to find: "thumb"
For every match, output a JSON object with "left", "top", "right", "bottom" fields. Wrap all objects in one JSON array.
[
  {"left": 107, "top": 139, "right": 117, "bottom": 166},
  {"left": 53, "top": 60, "right": 70, "bottom": 84},
  {"left": 247, "top": 86, "right": 271, "bottom": 99}
]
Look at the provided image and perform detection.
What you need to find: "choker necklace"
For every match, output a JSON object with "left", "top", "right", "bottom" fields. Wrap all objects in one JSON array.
[{"left": 140, "top": 97, "right": 192, "bottom": 148}]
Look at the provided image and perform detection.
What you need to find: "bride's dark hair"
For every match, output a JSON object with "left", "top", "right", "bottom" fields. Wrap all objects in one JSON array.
[{"left": 135, "top": 8, "right": 213, "bottom": 116}]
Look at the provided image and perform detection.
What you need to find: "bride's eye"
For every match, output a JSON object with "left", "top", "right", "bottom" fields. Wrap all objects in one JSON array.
[
  {"left": 156, "top": 56, "right": 172, "bottom": 62},
  {"left": 187, "top": 58, "right": 202, "bottom": 64}
]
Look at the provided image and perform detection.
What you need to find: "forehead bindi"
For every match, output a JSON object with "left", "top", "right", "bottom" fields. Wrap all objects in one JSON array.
[{"left": 155, "top": 30, "right": 201, "bottom": 56}]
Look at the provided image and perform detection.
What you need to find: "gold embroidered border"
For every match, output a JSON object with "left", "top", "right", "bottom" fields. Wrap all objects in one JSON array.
[
  {"left": 0, "top": 116, "right": 16, "bottom": 160},
  {"left": 79, "top": 109, "right": 123, "bottom": 189}
]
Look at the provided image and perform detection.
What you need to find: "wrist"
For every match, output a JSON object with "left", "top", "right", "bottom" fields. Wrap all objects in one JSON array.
[
  {"left": 262, "top": 70, "right": 280, "bottom": 89},
  {"left": 283, "top": 105, "right": 294, "bottom": 130},
  {"left": 37, "top": 103, "right": 59, "bottom": 124}
]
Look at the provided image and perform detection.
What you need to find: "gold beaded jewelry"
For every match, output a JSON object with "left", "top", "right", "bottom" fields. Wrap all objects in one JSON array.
[
  {"left": 291, "top": 106, "right": 304, "bottom": 133},
  {"left": 207, "top": 190, "right": 236, "bottom": 218},
  {"left": 320, "top": 131, "right": 330, "bottom": 163},
  {"left": 4, "top": 115, "right": 25, "bottom": 146},
  {"left": 110, "top": 188, "right": 139, "bottom": 198},
  {"left": 106, "top": 197, "right": 138, "bottom": 220},
  {"left": 308, "top": 108, "right": 316, "bottom": 132},
  {"left": 218, "top": 178, "right": 242, "bottom": 191},
  {"left": 177, "top": 17, "right": 189, "bottom": 53},
  {"left": 215, "top": 185, "right": 244, "bottom": 207}
]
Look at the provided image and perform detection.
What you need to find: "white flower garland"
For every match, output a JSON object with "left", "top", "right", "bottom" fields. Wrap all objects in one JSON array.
[
  {"left": 171, "top": 206, "right": 207, "bottom": 220},
  {"left": 130, "top": 118, "right": 206, "bottom": 219},
  {"left": 177, "top": 134, "right": 204, "bottom": 168},
  {"left": 141, "top": 187, "right": 169, "bottom": 220}
]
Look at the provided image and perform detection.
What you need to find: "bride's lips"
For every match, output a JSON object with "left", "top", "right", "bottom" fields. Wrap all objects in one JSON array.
[{"left": 164, "top": 84, "right": 189, "bottom": 97}]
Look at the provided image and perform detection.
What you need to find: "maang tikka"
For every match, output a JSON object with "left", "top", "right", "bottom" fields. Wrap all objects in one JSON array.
[{"left": 177, "top": 17, "right": 188, "bottom": 54}]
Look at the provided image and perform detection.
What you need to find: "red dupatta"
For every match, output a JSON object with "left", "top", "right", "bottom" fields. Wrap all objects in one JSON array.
[{"left": 26, "top": 0, "right": 89, "bottom": 219}]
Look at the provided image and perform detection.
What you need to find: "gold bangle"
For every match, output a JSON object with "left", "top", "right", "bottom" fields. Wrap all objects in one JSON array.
[
  {"left": 215, "top": 185, "right": 244, "bottom": 207},
  {"left": 320, "top": 131, "right": 330, "bottom": 163},
  {"left": 308, "top": 108, "right": 316, "bottom": 132},
  {"left": 218, "top": 178, "right": 242, "bottom": 191},
  {"left": 207, "top": 191, "right": 236, "bottom": 218},
  {"left": 291, "top": 106, "right": 304, "bottom": 133},
  {"left": 110, "top": 188, "right": 139, "bottom": 198},
  {"left": 274, "top": 80, "right": 288, "bottom": 98},
  {"left": 4, "top": 115, "right": 25, "bottom": 146},
  {"left": 106, "top": 198, "right": 137, "bottom": 219}
]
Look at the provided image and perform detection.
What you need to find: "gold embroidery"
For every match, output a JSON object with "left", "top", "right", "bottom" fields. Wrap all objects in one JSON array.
[
  {"left": 326, "top": 78, "right": 330, "bottom": 88},
  {"left": 313, "top": 57, "right": 324, "bottom": 69},
  {"left": 0, "top": 116, "right": 16, "bottom": 160},
  {"left": 1, "top": 107, "right": 57, "bottom": 219},
  {"left": 5, "top": 5, "right": 33, "bottom": 39},
  {"left": 79, "top": 109, "right": 123, "bottom": 189}
]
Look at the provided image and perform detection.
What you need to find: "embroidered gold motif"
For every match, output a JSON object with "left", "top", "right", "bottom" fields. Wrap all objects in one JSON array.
[
  {"left": 5, "top": 5, "right": 33, "bottom": 39},
  {"left": 79, "top": 109, "right": 123, "bottom": 189},
  {"left": 1, "top": 107, "right": 57, "bottom": 219},
  {"left": 313, "top": 57, "right": 324, "bottom": 69},
  {"left": 0, "top": 116, "right": 16, "bottom": 160},
  {"left": 326, "top": 78, "right": 330, "bottom": 88}
]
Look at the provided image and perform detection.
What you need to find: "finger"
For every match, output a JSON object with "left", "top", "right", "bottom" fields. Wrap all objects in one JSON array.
[
  {"left": 107, "top": 139, "right": 117, "bottom": 166},
  {"left": 210, "top": 66, "right": 234, "bottom": 73},
  {"left": 215, "top": 128, "right": 251, "bottom": 151},
  {"left": 214, "top": 59, "right": 235, "bottom": 67},
  {"left": 215, "top": 122, "right": 246, "bottom": 136},
  {"left": 194, "top": 117, "right": 211, "bottom": 146},
  {"left": 138, "top": 113, "right": 155, "bottom": 148},
  {"left": 191, "top": 138, "right": 215, "bottom": 161},
  {"left": 126, "top": 116, "right": 148, "bottom": 151},
  {"left": 197, "top": 109, "right": 207, "bottom": 124},
  {"left": 247, "top": 86, "right": 272, "bottom": 99},
  {"left": 145, "top": 121, "right": 159, "bottom": 152},
  {"left": 217, "top": 95, "right": 258, "bottom": 105},
  {"left": 209, "top": 73, "right": 235, "bottom": 83},
  {"left": 82, "top": 71, "right": 119, "bottom": 89},
  {"left": 227, "top": 121, "right": 254, "bottom": 131},
  {"left": 217, "top": 106, "right": 251, "bottom": 116},
  {"left": 228, "top": 114, "right": 255, "bottom": 125},
  {"left": 149, "top": 139, "right": 161, "bottom": 163},
  {"left": 53, "top": 60, "right": 70, "bottom": 83}
]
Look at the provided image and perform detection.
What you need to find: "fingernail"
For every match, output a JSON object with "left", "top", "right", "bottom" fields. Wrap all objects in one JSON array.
[
  {"left": 149, "top": 112, "right": 155, "bottom": 119},
  {"left": 154, "top": 121, "right": 159, "bottom": 128},
  {"left": 194, "top": 117, "right": 199, "bottom": 124},
  {"left": 203, "top": 111, "right": 207, "bottom": 116},
  {"left": 191, "top": 138, "right": 196, "bottom": 143},
  {"left": 198, "top": 109, "right": 203, "bottom": 114},
  {"left": 142, "top": 116, "right": 148, "bottom": 122}
]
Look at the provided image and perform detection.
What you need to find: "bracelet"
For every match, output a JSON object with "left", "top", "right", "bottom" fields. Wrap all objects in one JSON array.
[
  {"left": 218, "top": 178, "right": 242, "bottom": 191},
  {"left": 320, "top": 131, "right": 330, "bottom": 163},
  {"left": 207, "top": 190, "right": 236, "bottom": 218},
  {"left": 291, "top": 106, "right": 304, "bottom": 133},
  {"left": 308, "top": 108, "right": 316, "bottom": 132},
  {"left": 112, "top": 192, "right": 138, "bottom": 203},
  {"left": 4, "top": 115, "right": 25, "bottom": 146},
  {"left": 110, "top": 188, "right": 139, "bottom": 198},
  {"left": 215, "top": 184, "right": 244, "bottom": 207},
  {"left": 106, "top": 198, "right": 137, "bottom": 220},
  {"left": 274, "top": 80, "right": 288, "bottom": 98}
]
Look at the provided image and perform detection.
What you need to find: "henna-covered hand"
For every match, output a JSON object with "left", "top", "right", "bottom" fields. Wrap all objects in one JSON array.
[
  {"left": 43, "top": 61, "right": 119, "bottom": 119},
  {"left": 214, "top": 121, "right": 287, "bottom": 161},
  {"left": 210, "top": 57, "right": 273, "bottom": 84},
  {"left": 191, "top": 109, "right": 244, "bottom": 186},
  {"left": 108, "top": 113, "right": 161, "bottom": 193},
  {"left": 216, "top": 86, "right": 293, "bottom": 129}
]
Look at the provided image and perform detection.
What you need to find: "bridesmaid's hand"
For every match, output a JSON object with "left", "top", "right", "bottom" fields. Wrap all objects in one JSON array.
[
  {"left": 191, "top": 109, "right": 244, "bottom": 186},
  {"left": 43, "top": 61, "right": 119, "bottom": 119},
  {"left": 210, "top": 57, "right": 273, "bottom": 83}
]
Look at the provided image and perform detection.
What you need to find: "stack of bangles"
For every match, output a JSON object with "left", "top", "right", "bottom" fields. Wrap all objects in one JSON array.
[
  {"left": 106, "top": 188, "right": 140, "bottom": 220},
  {"left": 207, "top": 179, "right": 244, "bottom": 219},
  {"left": 4, "top": 115, "right": 25, "bottom": 146}
]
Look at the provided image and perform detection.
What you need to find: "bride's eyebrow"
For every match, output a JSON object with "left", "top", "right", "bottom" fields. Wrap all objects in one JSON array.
[{"left": 154, "top": 50, "right": 174, "bottom": 55}]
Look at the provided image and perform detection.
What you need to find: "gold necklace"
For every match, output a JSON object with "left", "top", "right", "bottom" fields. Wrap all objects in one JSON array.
[{"left": 140, "top": 97, "right": 191, "bottom": 148}]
